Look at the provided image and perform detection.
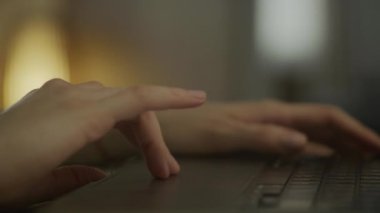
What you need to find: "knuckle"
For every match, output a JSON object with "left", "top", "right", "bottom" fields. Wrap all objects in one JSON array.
[
  {"left": 114, "top": 86, "right": 152, "bottom": 111},
  {"left": 169, "top": 88, "right": 186, "bottom": 97},
  {"left": 41, "top": 79, "right": 73, "bottom": 98},
  {"left": 42, "top": 78, "right": 69, "bottom": 89},
  {"left": 129, "top": 85, "right": 151, "bottom": 103},
  {"left": 129, "top": 85, "right": 147, "bottom": 96}
]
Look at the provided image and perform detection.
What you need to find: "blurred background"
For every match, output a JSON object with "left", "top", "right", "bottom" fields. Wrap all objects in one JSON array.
[{"left": 0, "top": 0, "right": 380, "bottom": 130}]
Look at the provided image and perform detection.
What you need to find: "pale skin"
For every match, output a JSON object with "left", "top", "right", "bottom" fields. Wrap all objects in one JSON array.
[
  {"left": 0, "top": 79, "right": 206, "bottom": 207},
  {"left": 158, "top": 102, "right": 380, "bottom": 157},
  {"left": 2, "top": 79, "right": 380, "bottom": 208}
]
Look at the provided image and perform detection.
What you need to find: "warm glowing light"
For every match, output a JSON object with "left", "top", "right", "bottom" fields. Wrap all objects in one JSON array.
[{"left": 3, "top": 17, "right": 70, "bottom": 108}]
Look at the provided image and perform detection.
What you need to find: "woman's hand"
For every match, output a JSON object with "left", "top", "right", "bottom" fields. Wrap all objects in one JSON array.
[
  {"left": 0, "top": 79, "right": 206, "bottom": 207},
  {"left": 159, "top": 101, "right": 380, "bottom": 157}
]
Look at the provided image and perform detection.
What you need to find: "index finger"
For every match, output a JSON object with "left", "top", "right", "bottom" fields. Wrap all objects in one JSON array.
[{"left": 100, "top": 85, "right": 207, "bottom": 121}]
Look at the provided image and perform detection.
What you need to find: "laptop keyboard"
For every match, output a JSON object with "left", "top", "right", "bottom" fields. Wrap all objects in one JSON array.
[{"left": 245, "top": 157, "right": 380, "bottom": 212}]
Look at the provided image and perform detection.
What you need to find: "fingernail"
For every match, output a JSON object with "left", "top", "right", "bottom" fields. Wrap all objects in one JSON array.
[
  {"left": 88, "top": 169, "right": 110, "bottom": 183},
  {"left": 168, "top": 155, "right": 181, "bottom": 175},
  {"left": 187, "top": 90, "right": 207, "bottom": 100},
  {"left": 155, "top": 162, "right": 170, "bottom": 180},
  {"left": 283, "top": 134, "right": 307, "bottom": 151}
]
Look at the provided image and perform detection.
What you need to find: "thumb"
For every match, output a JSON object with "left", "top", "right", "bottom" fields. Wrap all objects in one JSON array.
[
  {"left": 236, "top": 124, "right": 308, "bottom": 154},
  {"left": 31, "top": 165, "right": 107, "bottom": 204}
]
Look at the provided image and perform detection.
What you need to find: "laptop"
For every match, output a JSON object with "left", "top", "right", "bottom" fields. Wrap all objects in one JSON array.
[{"left": 35, "top": 154, "right": 380, "bottom": 213}]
